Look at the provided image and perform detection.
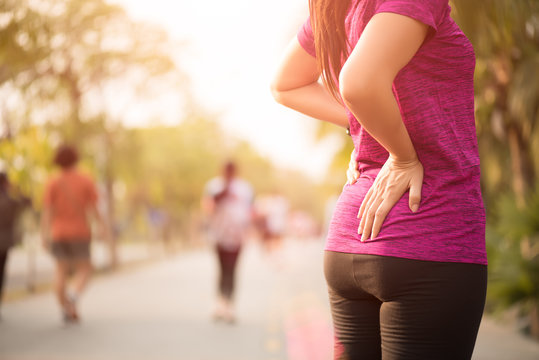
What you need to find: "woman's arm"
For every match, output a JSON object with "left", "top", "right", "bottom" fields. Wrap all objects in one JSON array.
[
  {"left": 271, "top": 38, "right": 349, "bottom": 128},
  {"left": 339, "top": 13, "right": 429, "bottom": 240},
  {"left": 339, "top": 12, "right": 428, "bottom": 161},
  {"left": 88, "top": 203, "right": 110, "bottom": 242}
]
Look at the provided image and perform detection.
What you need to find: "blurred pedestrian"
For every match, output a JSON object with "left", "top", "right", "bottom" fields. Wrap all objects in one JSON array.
[
  {"left": 255, "top": 192, "right": 289, "bottom": 255},
  {"left": 272, "top": 0, "right": 487, "bottom": 358},
  {"left": 0, "top": 172, "right": 30, "bottom": 318},
  {"left": 202, "top": 161, "right": 253, "bottom": 323},
  {"left": 41, "top": 145, "right": 107, "bottom": 324}
]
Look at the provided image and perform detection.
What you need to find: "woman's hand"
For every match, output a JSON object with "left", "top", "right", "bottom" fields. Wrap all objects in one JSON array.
[
  {"left": 357, "top": 156, "right": 423, "bottom": 241},
  {"left": 346, "top": 149, "right": 360, "bottom": 185}
]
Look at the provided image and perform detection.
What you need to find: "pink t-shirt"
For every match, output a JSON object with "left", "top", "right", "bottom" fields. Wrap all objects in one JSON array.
[{"left": 298, "top": 0, "right": 487, "bottom": 265}]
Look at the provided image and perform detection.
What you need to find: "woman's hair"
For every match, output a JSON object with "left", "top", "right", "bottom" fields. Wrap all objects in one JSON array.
[
  {"left": 308, "top": 0, "right": 353, "bottom": 100},
  {"left": 53, "top": 144, "right": 79, "bottom": 169}
]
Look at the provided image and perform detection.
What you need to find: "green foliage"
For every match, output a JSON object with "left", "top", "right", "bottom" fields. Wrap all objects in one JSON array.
[
  {"left": 0, "top": 0, "right": 332, "bottom": 248},
  {"left": 117, "top": 117, "right": 330, "bottom": 228},
  {"left": 449, "top": 1, "right": 539, "bottom": 327},
  {"left": 0, "top": 0, "right": 183, "bottom": 142},
  {"left": 0, "top": 127, "right": 54, "bottom": 202},
  {"left": 452, "top": 0, "right": 539, "bottom": 200},
  {"left": 487, "top": 188, "right": 539, "bottom": 311}
]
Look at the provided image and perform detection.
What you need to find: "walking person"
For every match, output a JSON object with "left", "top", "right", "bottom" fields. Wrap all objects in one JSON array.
[
  {"left": 41, "top": 145, "right": 107, "bottom": 324},
  {"left": 202, "top": 161, "right": 254, "bottom": 324},
  {"left": 0, "top": 172, "right": 30, "bottom": 318},
  {"left": 271, "top": 0, "right": 487, "bottom": 358},
  {"left": 255, "top": 191, "right": 289, "bottom": 266}
]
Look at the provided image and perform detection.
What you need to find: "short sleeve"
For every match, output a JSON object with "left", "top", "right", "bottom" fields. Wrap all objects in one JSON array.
[
  {"left": 375, "top": 0, "right": 449, "bottom": 35},
  {"left": 297, "top": 17, "right": 316, "bottom": 58}
]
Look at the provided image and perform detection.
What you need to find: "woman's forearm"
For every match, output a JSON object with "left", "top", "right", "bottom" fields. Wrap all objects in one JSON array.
[
  {"left": 341, "top": 83, "right": 416, "bottom": 162},
  {"left": 272, "top": 81, "right": 349, "bottom": 128},
  {"left": 338, "top": 13, "right": 429, "bottom": 162},
  {"left": 271, "top": 38, "right": 349, "bottom": 128}
]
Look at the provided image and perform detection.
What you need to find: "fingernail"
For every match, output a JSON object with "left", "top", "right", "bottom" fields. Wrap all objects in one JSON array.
[{"left": 411, "top": 204, "right": 419, "bottom": 213}]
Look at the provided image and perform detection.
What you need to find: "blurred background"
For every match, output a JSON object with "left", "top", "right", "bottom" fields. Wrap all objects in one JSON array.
[{"left": 0, "top": 0, "right": 538, "bottom": 359}]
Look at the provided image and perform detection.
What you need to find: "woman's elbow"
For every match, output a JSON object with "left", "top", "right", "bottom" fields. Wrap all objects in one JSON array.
[
  {"left": 339, "top": 66, "right": 391, "bottom": 107},
  {"left": 338, "top": 72, "right": 373, "bottom": 106},
  {"left": 270, "top": 81, "right": 286, "bottom": 105}
]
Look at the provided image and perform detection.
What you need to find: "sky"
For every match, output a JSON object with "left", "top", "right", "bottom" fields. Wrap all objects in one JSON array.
[{"left": 110, "top": 0, "right": 343, "bottom": 181}]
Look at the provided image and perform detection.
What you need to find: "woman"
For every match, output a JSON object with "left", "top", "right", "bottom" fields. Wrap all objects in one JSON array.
[
  {"left": 41, "top": 145, "right": 107, "bottom": 324},
  {"left": 201, "top": 161, "right": 254, "bottom": 323},
  {"left": 271, "top": 0, "right": 487, "bottom": 359}
]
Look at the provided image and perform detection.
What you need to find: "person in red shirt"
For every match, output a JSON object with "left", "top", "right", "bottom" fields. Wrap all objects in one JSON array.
[{"left": 41, "top": 145, "right": 107, "bottom": 324}]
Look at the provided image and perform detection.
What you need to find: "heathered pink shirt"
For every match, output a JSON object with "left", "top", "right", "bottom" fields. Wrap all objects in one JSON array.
[{"left": 298, "top": 0, "right": 487, "bottom": 265}]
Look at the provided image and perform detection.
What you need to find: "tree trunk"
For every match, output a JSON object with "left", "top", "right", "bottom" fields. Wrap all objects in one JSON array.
[
  {"left": 103, "top": 133, "right": 118, "bottom": 269},
  {"left": 506, "top": 125, "right": 535, "bottom": 209}
]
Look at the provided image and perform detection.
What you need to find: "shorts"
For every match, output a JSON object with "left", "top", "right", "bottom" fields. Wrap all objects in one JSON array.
[{"left": 50, "top": 240, "right": 91, "bottom": 261}]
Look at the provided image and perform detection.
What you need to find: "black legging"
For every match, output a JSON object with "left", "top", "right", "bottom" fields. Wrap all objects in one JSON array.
[
  {"left": 216, "top": 245, "right": 241, "bottom": 300},
  {"left": 324, "top": 251, "right": 487, "bottom": 360}
]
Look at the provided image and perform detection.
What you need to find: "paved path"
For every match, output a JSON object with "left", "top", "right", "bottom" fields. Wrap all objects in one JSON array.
[
  {"left": 1, "top": 239, "right": 538, "bottom": 360},
  {"left": 3, "top": 236, "right": 162, "bottom": 298}
]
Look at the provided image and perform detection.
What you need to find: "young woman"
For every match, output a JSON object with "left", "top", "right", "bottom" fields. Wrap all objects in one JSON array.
[
  {"left": 41, "top": 145, "right": 107, "bottom": 324},
  {"left": 271, "top": 0, "right": 487, "bottom": 358},
  {"left": 202, "top": 161, "right": 254, "bottom": 323}
]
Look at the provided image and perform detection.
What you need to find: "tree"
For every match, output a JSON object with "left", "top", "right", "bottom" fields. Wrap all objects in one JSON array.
[
  {"left": 451, "top": 0, "right": 539, "bottom": 338},
  {"left": 0, "top": 0, "right": 188, "bottom": 267},
  {"left": 451, "top": 0, "right": 539, "bottom": 207}
]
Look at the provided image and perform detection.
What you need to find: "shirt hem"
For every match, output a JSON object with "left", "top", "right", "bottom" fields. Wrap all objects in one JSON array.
[{"left": 324, "top": 244, "right": 488, "bottom": 266}]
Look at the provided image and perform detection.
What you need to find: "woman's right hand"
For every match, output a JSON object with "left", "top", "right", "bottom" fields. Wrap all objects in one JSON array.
[
  {"left": 346, "top": 149, "right": 360, "bottom": 185},
  {"left": 357, "top": 155, "right": 423, "bottom": 241}
]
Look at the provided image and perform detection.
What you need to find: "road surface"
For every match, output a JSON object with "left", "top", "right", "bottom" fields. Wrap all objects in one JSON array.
[{"left": 1, "top": 239, "right": 538, "bottom": 360}]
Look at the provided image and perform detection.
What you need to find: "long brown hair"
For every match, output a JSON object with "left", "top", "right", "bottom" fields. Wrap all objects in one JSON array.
[{"left": 308, "top": 0, "right": 352, "bottom": 100}]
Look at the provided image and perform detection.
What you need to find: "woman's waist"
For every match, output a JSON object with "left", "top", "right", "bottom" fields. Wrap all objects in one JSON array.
[
  {"left": 330, "top": 184, "right": 485, "bottom": 248},
  {"left": 355, "top": 162, "right": 481, "bottom": 183},
  {"left": 355, "top": 152, "right": 480, "bottom": 175},
  {"left": 340, "top": 168, "right": 484, "bottom": 223}
]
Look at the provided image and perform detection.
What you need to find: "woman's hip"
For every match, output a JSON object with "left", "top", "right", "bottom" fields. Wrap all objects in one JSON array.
[{"left": 324, "top": 251, "right": 487, "bottom": 301}]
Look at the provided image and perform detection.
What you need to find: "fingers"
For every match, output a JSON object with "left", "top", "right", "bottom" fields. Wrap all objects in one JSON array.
[
  {"left": 352, "top": 170, "right": 360, "bottom": 184},
  {"left": 346, "top": 168, "right": 359, "bottom": 185},
  {"left": 360, "top": 193, "right": 394, "bottom": 241},
  {"left": 357, "top": 186, "right": 374, "bottom": 221},
  {"left": 371, "top": 199, "right": 392, "bottom": 239},
  {"left": 408, "top": 176, "right": 423, "bottom": 213},
  {"left": 359, "top": 194, "right": 383, "bottom": 241},
  {"left": 356, "top": 157, "right": 424, "bottom": 242},
  {"left": 347, "top": 150, "right": 360, "bottom": 185}
]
